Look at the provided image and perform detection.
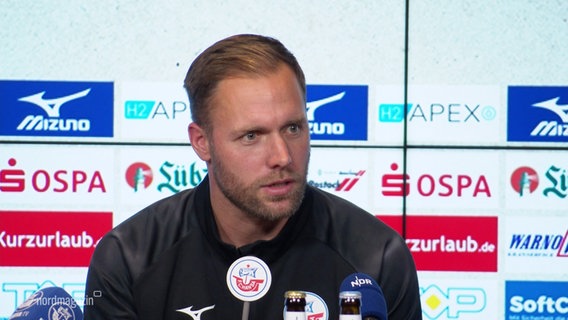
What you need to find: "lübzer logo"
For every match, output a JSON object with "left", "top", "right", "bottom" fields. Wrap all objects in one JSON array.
[{"left": 226, "top": 256, "right": 272, "bottom": 302}]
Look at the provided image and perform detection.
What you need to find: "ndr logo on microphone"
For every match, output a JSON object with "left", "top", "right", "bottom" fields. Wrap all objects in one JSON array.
[
  {"left": 306, "top": 85, "right": 368, "bottom": 141},
  {"left": 0, "top": 80, "right": 113, "bottom": 137}
]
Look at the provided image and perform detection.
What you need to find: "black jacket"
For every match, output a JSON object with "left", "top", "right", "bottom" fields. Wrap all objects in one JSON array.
[{"left": 85, "top": 176, "right": 422, "bottom": 319}]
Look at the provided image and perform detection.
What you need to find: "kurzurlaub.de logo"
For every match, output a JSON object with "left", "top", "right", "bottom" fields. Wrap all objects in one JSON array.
[{"left": 0, "top": 80, "right": 113, "bottom": 137}]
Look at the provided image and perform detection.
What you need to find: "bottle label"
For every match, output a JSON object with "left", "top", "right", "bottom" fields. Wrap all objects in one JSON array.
[
  {"left": 339, "top": 316, "right": 361, "bottom": 320},
  {"left": 284, "top": 311, "right": 306, "bottom": 320}
]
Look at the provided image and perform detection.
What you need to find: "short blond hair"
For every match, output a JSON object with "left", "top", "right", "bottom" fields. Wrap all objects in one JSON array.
[{"left": 184, "top": 34, "right": 306, "bottom": 131}]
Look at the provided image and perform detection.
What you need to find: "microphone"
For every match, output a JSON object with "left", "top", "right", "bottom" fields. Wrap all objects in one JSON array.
[
  {"left": 340, "top": 273, "right": 388, "bottom": 320},
  {"left": 9, "top": 286, "right": 83, "bottom": 320}
]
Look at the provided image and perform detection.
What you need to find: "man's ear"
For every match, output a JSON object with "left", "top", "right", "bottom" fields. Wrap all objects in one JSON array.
[{"left": 188, "top": 122, "right": 211, "bottom": 162}]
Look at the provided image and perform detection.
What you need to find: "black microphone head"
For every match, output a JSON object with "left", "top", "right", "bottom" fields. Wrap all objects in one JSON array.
[
  {"left": 340, "top": 273, "right": 388, "bottom": 320},
  {"left": 9, "top": 286, "right": 83, "bottom": 320}
]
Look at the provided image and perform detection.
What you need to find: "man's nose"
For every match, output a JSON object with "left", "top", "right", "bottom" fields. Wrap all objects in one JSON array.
[{"left": 267, "top": 135, "right": 292, "bottom": 168}]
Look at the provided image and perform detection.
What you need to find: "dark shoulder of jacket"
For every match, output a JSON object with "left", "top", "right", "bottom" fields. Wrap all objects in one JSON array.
[
  {"left": 307, "top": 185, "right": 405, "bottom": 278},
  {"left": 95, "top": 187, "right": 199, "bottom": 280}
]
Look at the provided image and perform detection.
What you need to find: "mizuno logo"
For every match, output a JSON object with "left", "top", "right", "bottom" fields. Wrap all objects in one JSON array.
[
  {"left": 306, "top": 92, "right": 345, "bottom": 121},
  {"left": 176, "top": 305, "right": 215, "bottom": 320},
  {"left": 15, "top": 89, "right": 92, "bottom": 132},
  {"left": 532, "top": 97, "right": 568, "bottom": 123},
  {"left": 18, "top": 89, "right": 91, "bottom": 117}
]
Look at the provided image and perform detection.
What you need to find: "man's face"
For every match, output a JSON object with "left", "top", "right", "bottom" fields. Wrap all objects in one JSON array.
[{"left": 206, "top": 65, "right": 310, "bottom": 222}]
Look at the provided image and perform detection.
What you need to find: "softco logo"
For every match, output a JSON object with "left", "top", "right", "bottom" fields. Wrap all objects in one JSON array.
[
  {"left": 420, "top": 285, "right": 486, "bottom": 319},
  {"left": 507, "top": 86, "right": 568, "bottom": 142},
  {"left": 506, "top": 281, "right": 568, "bottom": 319},
  {"left": 306, "top": 85, "right": 368, "bottom": 141},
  {"left": 0, "top": 80, "right": 113, "bottom": 137}
]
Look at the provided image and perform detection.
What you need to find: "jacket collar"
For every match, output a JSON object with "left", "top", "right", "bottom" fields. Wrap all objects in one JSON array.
[{"left": 193, "top": 175, "right": 313, "bottom": 265}]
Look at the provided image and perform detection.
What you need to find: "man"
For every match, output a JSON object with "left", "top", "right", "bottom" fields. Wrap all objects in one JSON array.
[{"left": 85, "top": 34, "right": 422, "bottom": 319}]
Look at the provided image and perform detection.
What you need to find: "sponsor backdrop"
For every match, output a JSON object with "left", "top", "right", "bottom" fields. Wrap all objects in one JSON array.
[{"left": 1, "top": 1, "right": 567, "bottom": 319}]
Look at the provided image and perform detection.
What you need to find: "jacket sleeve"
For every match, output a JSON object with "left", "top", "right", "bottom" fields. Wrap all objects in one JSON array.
[
  {"left": 84, "top": 234, "right": 138, "bottom": 319},
  {"left": 380, "top": 234, "right": 423, "bottom": 320}
]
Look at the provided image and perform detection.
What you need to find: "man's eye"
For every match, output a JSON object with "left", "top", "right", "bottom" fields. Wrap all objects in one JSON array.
[
  {"left": 288, "top": 124, "right": 300, "bottom": 133},
  {"left": 244, "top": 132, "right": 256, "bottom": 141}
]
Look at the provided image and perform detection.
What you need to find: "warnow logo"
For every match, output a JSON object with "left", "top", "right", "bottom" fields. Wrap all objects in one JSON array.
[
  {"left": 507, "top": 230, "right": 568, "bottom": 258},
  {"left": 0, "top": 80, "right": 113, "bottom": 137}
]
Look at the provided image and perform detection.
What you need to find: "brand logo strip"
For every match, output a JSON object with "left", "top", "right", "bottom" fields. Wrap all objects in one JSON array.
[{"left": 0, "top": 80, "right": 114, "bottom": 137}]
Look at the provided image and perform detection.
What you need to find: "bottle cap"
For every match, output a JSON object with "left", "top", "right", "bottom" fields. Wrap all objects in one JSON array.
[
  {"left": 339, "top": 291, "right": 361, "bottom": 299},
  {"left": 285, "top": 290, "right": 306, "bottom": 299}
]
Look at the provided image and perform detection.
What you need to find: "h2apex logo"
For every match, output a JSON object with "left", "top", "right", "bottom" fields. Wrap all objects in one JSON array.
[
  {"left": 124, "top": 100, "right": 189, "bottom": 120},
  {"left": 0, "top": 80, "right": 113, "bottom": 137},
  {"left": 379, "top": 102, "right": 496, "bottom": 124},
  {"left": 306, "top": 85, "right": 368, "bottom": 141},
  {"left": 508, "top": 86, "right": 568, "bottom": 142}
]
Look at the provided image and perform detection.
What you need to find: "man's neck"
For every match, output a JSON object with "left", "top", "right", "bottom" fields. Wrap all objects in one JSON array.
[{"left": 212, "top": 207, "right": 288, "bottom": 248}]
